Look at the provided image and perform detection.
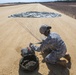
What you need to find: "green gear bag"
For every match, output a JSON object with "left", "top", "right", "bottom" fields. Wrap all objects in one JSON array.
[{"left": 19, "top": 54, "right": 39, "bottom": 72}]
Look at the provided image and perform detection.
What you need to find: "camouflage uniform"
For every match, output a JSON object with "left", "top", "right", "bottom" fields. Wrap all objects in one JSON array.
[{"left": 35, "top": 32, "right": 67, "bottom": 64}]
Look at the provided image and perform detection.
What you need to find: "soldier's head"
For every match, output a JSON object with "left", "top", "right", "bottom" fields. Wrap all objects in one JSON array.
[{"left": 39, "top": 24, "right": 52, "bottom": 36}]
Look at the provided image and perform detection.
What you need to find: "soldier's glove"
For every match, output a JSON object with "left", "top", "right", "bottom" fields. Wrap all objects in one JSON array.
[{"left": 29, "top": 43, "right": 37, "bottom": 51}]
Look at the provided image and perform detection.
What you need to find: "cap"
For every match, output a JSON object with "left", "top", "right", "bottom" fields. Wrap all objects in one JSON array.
[{"left": 39, "top": 24, "right": 51, "bottom": 34}]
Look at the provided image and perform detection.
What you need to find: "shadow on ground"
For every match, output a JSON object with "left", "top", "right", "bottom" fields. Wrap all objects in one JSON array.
[
  {"left": 42, "top": 52, "right": 71, "bottom": 75},
  {"left": 19, "top": 66, "right": 42, "bottom": 75},
  {"left": 46, "top": 62, "right": 70, "bottom": 75}
]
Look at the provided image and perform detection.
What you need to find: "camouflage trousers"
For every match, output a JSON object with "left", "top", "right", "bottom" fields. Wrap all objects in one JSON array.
[{"left": 45, "top": 47, "right": 67, "bottom": 64}]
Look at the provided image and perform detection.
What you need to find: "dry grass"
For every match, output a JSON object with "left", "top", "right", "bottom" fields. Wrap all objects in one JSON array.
[{"left": 0, "top": 3, "right": 76, "bottom": 75}]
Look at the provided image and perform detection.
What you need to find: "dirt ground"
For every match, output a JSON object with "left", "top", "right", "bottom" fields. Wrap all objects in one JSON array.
[
  {"left": 41, "top": 2, "right": 76, "bottom": 19},
  {"left": 0, "top": 3, "right": 76, "bottom": 75}
]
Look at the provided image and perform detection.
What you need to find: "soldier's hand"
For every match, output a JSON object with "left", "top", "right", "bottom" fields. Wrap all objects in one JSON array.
[{"left": 29, "top": 43, "right": 33, "bottom": 47}]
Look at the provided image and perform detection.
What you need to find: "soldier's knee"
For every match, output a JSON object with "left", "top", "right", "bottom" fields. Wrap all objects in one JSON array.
[{"left": 45, "top": 55, "right": 56, "bottom": 64}]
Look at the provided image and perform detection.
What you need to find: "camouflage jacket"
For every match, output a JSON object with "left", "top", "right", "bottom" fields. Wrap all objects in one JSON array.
[{"left": 36, "top": 32, "right": 67, "bottom": 53}]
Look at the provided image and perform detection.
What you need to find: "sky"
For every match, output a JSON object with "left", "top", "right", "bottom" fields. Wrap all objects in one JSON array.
[{"left": 0, "top": 0, "right": 56, "bottom": 3}]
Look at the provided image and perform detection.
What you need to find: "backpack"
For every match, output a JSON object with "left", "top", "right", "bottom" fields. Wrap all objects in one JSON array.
[{"left": 19, "top": 47, "right": 39, "bottom": 72}]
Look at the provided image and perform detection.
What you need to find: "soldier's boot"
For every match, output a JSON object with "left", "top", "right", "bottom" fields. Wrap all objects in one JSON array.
[
  {"left": 56, "top": 60, "right": 67, "bottom": 67},
  {"left": 64, "top": 54, "right": 71, "bottom": 62}
]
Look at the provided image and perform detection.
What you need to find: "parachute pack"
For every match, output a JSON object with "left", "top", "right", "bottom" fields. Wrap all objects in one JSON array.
[{"left": 19, "top": 46, "right": 39, "bottom": 72}]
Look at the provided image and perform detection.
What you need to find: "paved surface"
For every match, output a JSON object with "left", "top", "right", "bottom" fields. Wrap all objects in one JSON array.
[{"left": 0, "top": 3, "right": 76, "bottom": 75}]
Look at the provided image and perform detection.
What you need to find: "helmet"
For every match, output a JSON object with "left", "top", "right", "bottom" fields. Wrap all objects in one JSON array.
[
  {"left": 39, "top": 24, "right": 51, "bottom": 34},
  {"left": 21, "top": 47, "right": 35, "bottom": 57}
]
